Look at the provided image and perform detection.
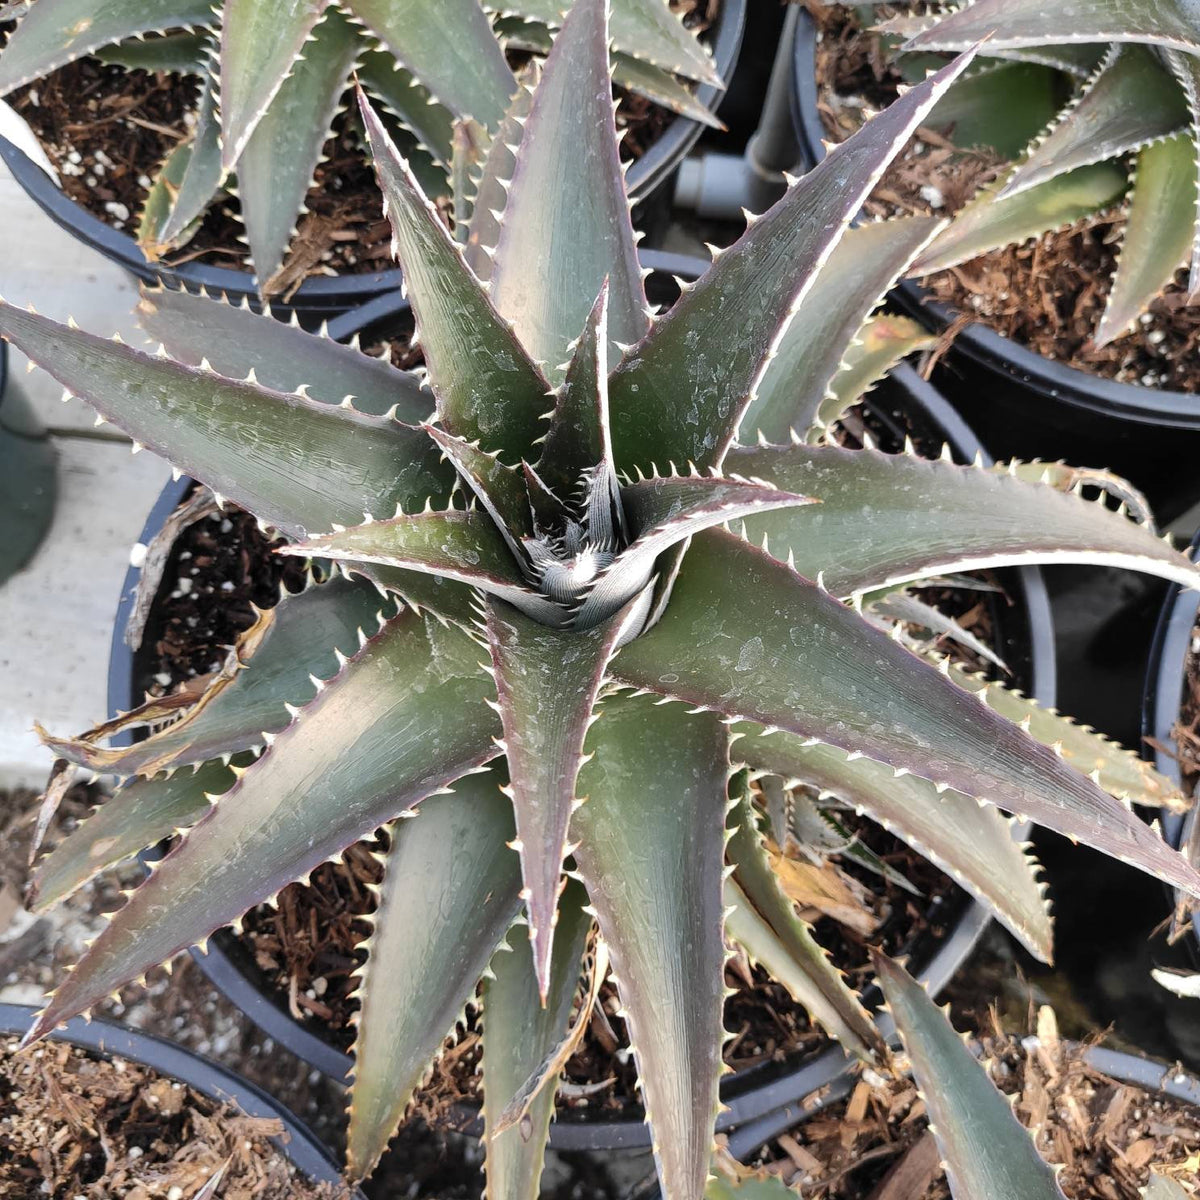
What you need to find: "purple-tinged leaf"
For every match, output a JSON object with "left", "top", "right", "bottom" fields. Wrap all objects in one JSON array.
[
  {"left": 346, "top": 770, "right": 522, "bottom": 1182},
  {"left": 573, "top": 693, "right": 729, "bottom": 1200},
  {"left": 358, "top": 91, "right": 553, "bottom": 462},
  {"left": 218, "top": 0, "right": 330, "bottom": 170},
  {"left": 0, "top": 0, "right": 214, "bottom": 94},
  {"left": 0, "top": 302, "right": 454, "bottom": 539},
  {"left": 481, "top": 881, "right": 591, "bottom": 1200},
  {"left": 724, "top": 442, "right": 1200, "bottom": 596},
  {"left": 490, "top": 0, "right": 648, "bottom": 381},
  {"left": 135, "top": 285, "right": 428, "bottom": 420},
  {"left": 611, "top": 529, "right": 1200, "bottom": 899},
  {"left": 875, "top": 953, "right": 1067, "bottom": 1200},
  {"left": 23, "top": 611, "right": 500, "bottom": 1046},
  {"left": 485, "top": 596, "right": 632, "bottom": 998},
  {"left": 607, "top": 49, "right": 979, "bottom": 476}
]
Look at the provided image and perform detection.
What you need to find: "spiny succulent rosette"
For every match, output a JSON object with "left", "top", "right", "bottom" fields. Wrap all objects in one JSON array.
[
  {"left": 0, "top": 0, "right": 720, "bottom": 292},
  {"left": 827, "top": 0, "right": 1200, "bottom": 349},
  {"left": 7, "top": 4, "right": 1200, "bottom": 1196}
]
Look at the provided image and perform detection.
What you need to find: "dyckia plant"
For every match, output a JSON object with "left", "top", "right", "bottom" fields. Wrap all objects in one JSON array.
[
  {"left": 863, "top": 0, "right": 1200, "bottom": 346},
  {"left": 0, "top": 0, "right": 719, "bottom": 287},
  {"left": 9, "top": 3, "right": 1200, "bottom": 1197}
]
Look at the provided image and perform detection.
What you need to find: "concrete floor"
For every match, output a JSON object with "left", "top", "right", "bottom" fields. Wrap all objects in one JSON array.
[{"left": 0, "top": 160, "right": 171, "bottom": 787}]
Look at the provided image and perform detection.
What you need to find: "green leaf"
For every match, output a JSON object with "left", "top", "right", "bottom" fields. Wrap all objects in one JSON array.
[
  {"left": 1146, "top": 1176, "right": 1192, "bottom": 1200},
  {"left": 135, "top": 285, "right": 429, "bottom": 420},
  {"left": 912, "top": 162, "right": 1128, "bottom": 278},
  {"left": 24, "top": 611, "right": 501, "bottom": 1047},
  {"left": 29, "top": 757, "right": 244, "bottom": 912},
  {"left": 283, "top": 509, "right": 569, "bottom": 626},
  {"left": 40, "top": 576, "right": 397, "bottom": 777},
  {"left": 218, "top": 0, "right": 330, "bottom": 169},
  {"left": 573, "top": 694, "right": 729, "bottom": 1200},
  {"left": 345, "top": 769, "right": 522, "bottom": 1182},
  {"left": 705, "top": 1173, "right": 798, "bottom": 1200},
  {"left": 489, "top": 0, "right": 722, "bottom": 86},
  {"left": 813, "top": 313, "right": 938, "bottom": 435},
  {"left": 347, "top": 0, "right": 515, "bottom": 132},
  {"left": 358, "top": 49, "right": 457, "bottom": 168},
  {"left": 870, "top": 589, "right": 1007, "bottom": 673},
  {"left": 0, "top": 0, "right": 215, "bottom": 93},
  {"left": 450, "top": 116, "right": 488, "bottom": 236},
  {"left": 725, "top": 785, "right": 885, "bottom": 1057},
  {"left": 489, "top": 0, "right": 648, "bottom": 381},
  {"left": 95, "top": 29, "right": 207, "bottom": 73},
  {"left": 892, "top": 0, "right": 1200, "bottom": 56},
  {"left": 981, "top": 44, "right": 1108, "bottom": 77},
  {"left": 608, "top": 50, "right": 980, "bottom": 475},
  {"left": 357, "top": 91, "right": 552, "bottom": 461},
  {"left": 874, "top": 953, "right": 1067, "bottom": 1200},
  {"left": 238, "top": 6, "right": 359, "bottom": 287},
  {"left": 0, "top": 301, "right": 454, "bottom": 538},
  {"left": 742, "top": 216, "right": 943, "bottom": 444},
  {"left": 733, "top": 729, "right": 1053, "bottom": 963},
  {"left": 723, "top": 442, "right": 1200, "bottom": 596},
  {"left": 481, "top": 881, "right": 591, "bottom": 1200},
  {"left": 485, "top": 597, "right": 629, "bottom": 996},
  {"left": 1162, "top": 48, "right": 1200, "bottom": 298},
  {"left": 147, "top": 81, "right": 224, "bottom": 252},
  {"left": 1000, "top": 46, "right": 1187, "bottom": 201},
  {"left": 610, "top": 529, "right": 1200, "bottom": 900}
]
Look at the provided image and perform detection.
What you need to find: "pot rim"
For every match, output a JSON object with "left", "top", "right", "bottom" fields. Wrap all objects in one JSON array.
[
  {"left": 0, "top": 1001, "right": 356, "bottom": 1191},
  {"left": 788, "top": 7, "right": 1200, "bottom": 431},
  {"left": 0, "top": 0, "right": 744, "bottom": 316},
  {"left": 103, "top": 270, "right": 1056, "bottom": 1152}
]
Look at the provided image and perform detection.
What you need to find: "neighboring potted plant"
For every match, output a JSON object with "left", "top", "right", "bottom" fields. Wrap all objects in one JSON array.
[
  {"left": 0, "top": 0, "right": 744, "bottom": 323},
  {"left": 8, "top": 6, "right": 1200, "bottom": 1197},
  {"left": 0, "top": 1002, "right": 359, "bottom": 1196},
  {"left": 789, "top": 4, "right": 1200, "bottom": 520}
]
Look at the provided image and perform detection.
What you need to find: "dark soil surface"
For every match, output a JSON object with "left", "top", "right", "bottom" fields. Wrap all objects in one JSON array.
[
  {"left": 747, "top": 1002, "right": 1200, "bottom": 1199},
  {"left": 811, "top": 5, "right": 1200, "bottom": 391},
  {"left": 4, "top": 0, "right": 716, "bottom": 292},
  {"left": 0, "top": 1031, "right": 344, "bottom": 1199}
]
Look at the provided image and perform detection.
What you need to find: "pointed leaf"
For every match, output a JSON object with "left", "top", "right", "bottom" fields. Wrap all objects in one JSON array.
[
  {"left": 481, "top": 881, "right": 591, "bottom": 1200},
  {"left": 139, "top": 82, "right": 223, "bottom": 256},
  {"left": 358, "top": 49, "right": 456, "bottom": 168},
  {"left": 136, "top": 286, "right": 428, "bottom": 420},
  {"left": 1162, "top": 48, "right": 1200, "bottom": 297},
  {"left": 425, "top": 426, "right": 535, "bottom": 545},
  {"left": 450, "top": 117, "right": 488, "bottom": 237},
  {"left": 239, "top": 7, "right": 358, "bottom": 286},
  {"left": 0, "top": 0, "right": 214, "bottom": 93},
  {"left": 573, "top": 694, "right": 728, "bottom": 1200},
  {"left": 347, "top": 0, "right": 515, "bottom": 132},
  {"left": 1097, "top": 134, "right": 1196, "bottom": 344},
  {"left": 608, "top": 51, "right": 979, "bottom": 475},
  {"left": 1001, "top": 46, "right": 1187, "bottom": 201},
  {"left": 24, "top": 611, "right": 500, "bottom": 1044},
  {"left": 95, "top": 29, "right": 208, "bottom": 73},
  {"left": 218, "top": 0, "right": 330, "bottom": 169},
  {"left": 485, "top": 597, "right": 630, "bottom": 996},
  {"left": 571, "top": 474, "right": 817, "bottom": 627},
  {"left": 912, "top": 162, "right": 1128, "bottom": 278},
  {"left": 489, "top": 0, "right": 721, "bottom": 86},
  {"left": 29, "top": 757, "right": 244, "bottom": 912},
  {"left": 725, "top": 785, "right": 884, "bottom": 1057},
  {"left": 741, "top": 215, "right": 943, "bottom": 444},
  {"left": 346, "top": 771, "right": 521, "bottom": 1181},
  {"left": 734, "top": 729, "right": 1053, "bottom": 963},
  {"left": 874, "top": 953, "right": 1067, "bottom": 1200},
  {"left": 894, "top": 0, "right": 1200, "bottom": 55},
  {"left": 0, "top": 302, "right": 454, "bottom": 539},
  {"left": 490, "top": 0, "right": 648, "bottom": 381},
  {"left": 723, "top": 442, "right": 1200, "bottom": 596},
  {"left": 871, "top": 590, "right": 1008, "bottom": 673},
  {"left": 358, "top": 91, "right": 552, "bottom": 461},
  {"left": 610, "top": 529, "right": 1200, "bottom": 899},
  {"left": 41, "top": 576, "right": 397, "bottom": 777}
]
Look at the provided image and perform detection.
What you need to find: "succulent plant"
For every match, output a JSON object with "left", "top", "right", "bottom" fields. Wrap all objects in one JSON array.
[
  {"left": 844, "top": 1, "right": 1200, "bottom": 346},
  {"left": 0, "top": 0, "right": 720, "bottom": 289},
  {"left": 8, "top": 3, "right": 1200, "bottom": 1197}
]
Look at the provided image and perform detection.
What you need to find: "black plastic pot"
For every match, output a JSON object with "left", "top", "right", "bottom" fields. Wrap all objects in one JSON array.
[
  {"left": 0, "top": 1002, "right": 358, "bottom": 1191},
  {"left": 0, "top": 339, "right": 57, "bottom": 585},
  {"left": 0, "top": 0, "right": 744, "bottom": 327},
  {"left": 789, "top": 9, "right": 1200, "bottom": 523}
]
